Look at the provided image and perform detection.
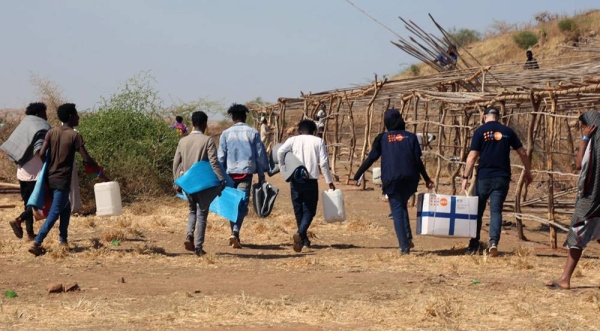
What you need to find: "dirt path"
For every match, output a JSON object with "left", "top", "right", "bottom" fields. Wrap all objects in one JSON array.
[{"left": 1, "top": 176, "right": 599, "bottom": 330}]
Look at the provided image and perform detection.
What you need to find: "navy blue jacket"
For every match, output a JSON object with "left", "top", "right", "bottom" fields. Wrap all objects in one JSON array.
[{"left": 354, "top": 130, "right": 430, "bottom": 195}]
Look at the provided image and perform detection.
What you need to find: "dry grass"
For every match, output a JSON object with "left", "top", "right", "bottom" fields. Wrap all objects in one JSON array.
[
  {"left": 1, "top": 180, "right": 599, "bottom": 330},
  {"left": 101, "top": 229, "right": 126, "bottom": 242}
]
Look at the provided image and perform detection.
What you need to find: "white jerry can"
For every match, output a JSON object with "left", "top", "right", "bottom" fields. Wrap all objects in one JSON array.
[
  {"left": 322, "top": 189, "right": 346, "bottom": 223},
  {"left": 94, "top": 182, "right": 123, "bottom": 216},
  {"left": 372, "top": 167, "right": 382, "bottom": 185}
]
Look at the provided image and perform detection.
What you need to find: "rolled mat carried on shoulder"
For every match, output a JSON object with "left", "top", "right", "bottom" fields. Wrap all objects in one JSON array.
[{"left": 252, "top": 182, "right": 279, "bottom": 218}]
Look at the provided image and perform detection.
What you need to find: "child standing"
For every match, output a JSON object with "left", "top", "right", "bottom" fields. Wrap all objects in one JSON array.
[{"left": 173, "top": 111, "right": 225, "bottom": 256}]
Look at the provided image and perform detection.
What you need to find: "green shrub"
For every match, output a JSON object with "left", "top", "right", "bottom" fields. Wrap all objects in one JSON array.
[
  {"left": 408, "top": 64, "right": 421, "bottom": 76},
  {"left": 448, "top": 28, "right": 481, "bottom": 46},
  {"left": 558, "top": 18, "right": 577, "bottom": 33},
  {"left": 77, "top": 72, "right": 179, "bottom": 203},
  {"left": 512, "top": 31, "right": 538, "bottom": 49}
]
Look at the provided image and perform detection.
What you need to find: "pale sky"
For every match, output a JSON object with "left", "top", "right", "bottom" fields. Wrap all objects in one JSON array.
[{"left": 1, "top": 0, "right": 598, "bottom": 110}]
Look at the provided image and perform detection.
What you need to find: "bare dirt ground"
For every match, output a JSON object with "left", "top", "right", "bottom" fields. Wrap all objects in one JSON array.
[{"left": 1, "top": 174, "right": 599, "bottom": 331}]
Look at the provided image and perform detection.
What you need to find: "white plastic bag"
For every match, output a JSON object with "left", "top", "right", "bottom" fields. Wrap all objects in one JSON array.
[{"left": 322, "top": 189, "right": 346, "bottom": 223}]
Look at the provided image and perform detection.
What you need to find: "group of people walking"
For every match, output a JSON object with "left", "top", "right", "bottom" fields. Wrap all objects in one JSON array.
[
  {"left": 2, "top": 103, "right": 106, "bottom": 256},
  {"left": 3, "top": 101, "right": 599, "bottom": 289}
]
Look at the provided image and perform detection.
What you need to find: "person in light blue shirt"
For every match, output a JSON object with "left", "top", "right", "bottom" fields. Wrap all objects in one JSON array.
[{"left": 218, "top": 104, "right": 268, "bottom": 248}]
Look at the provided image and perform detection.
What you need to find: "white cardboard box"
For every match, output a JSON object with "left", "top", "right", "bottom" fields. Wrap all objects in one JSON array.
[{"left": 416, "top": 193, "right": 478, "bottom": 238}]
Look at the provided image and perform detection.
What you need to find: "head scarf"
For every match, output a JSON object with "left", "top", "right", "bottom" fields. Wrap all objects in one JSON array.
[
  {"left": 384, "top": 108, "right": 405, "bottom": 131},
  {"left": 566, "top": 109, "right": 600, "bottom": 247}
]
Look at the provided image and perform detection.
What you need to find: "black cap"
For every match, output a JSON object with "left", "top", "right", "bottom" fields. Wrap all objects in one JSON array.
[{"left": 484, "top": 107, "right": 499, "bottom": 115}]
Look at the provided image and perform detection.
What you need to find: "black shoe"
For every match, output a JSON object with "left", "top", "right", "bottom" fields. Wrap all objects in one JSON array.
[
  {"left": 9, "top": 219, "right": 24, "bottom": 239},
  {"left": 195, "top": 248, "right": 206, "bottom": 257},
  {"left": 28, "top": 243, "right": 45, "bottom": 257},
  {"left": 387, "top": 213, "right": 393, "bottom": 219},
  {"left": 292, "top": 233, "right": 302, "bottom": 253},
  {"left": 465, "top": 244, "right": 480, "bottom": 255},
  {"left": 400, "top": 249, "right": 410, "bottom": 255},
  {"left": 408, "top": 239, "right": 415, "bottom": 249},
  {"left": 302, "top": 239, "right": 311, "bottom": 248},
  {"left": 184, "top": 235, "right": 194, "bottom": 251}
]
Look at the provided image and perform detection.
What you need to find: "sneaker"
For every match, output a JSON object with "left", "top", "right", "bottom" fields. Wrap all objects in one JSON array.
[
  {"left": 28, "top": 243, "right": 45, "bottom": 257},
  {"left": 9, "top": 219, "right": 23, "bottom": 239},
  {"left": 184, "top": 235, "right": 195, "bottom": 251},
  {"left": 302, "top": 239, "right": 312, "bottom": 248},
  {"left": 387, "top": 213, "right": 393, "bottom": 219},
  {"left": 400, "top": 249, "right": 410, "bottom": 255},
  {"left": 408, "top": 239, "right": 415, "bottom": 249},
  {"left": 488, "top": 243, "right": 498, "bottom": 257},
  {"left": 292, "top": 233, "right": 302, "bottom": 253},
  {"left": 230, "top": 232, "right": 242, "bottom": 249},
  {"left": 195, "top": 248, "right": 207, "bottom": 257}
]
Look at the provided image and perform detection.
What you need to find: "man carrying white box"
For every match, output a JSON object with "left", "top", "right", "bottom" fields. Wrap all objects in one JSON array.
[{"left": 461, "top": 106, "right": 533, "bottom": 256}]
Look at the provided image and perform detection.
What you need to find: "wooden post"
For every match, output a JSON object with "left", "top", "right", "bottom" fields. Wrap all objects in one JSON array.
[
  {"left": 278, "top": 102, "right": 287, "bottom": 143},
  {"left": 412, "top": 95, "right": 419, "bottom": 134},
  {"left": 565, "top": 117, "right": 575, "bottom": 169},
  {"left": 499, "top": 101, "right": 506, "bottom": 125},
  {"left": 514, "top": 95, "right": 540, "bottom": 241},
  {"left": 359, "top": 76, "right": 385, "bottom": 190},
  {"left": 548, "top": 93, "right": 558, "bottom": 249},
  {"left": 434, "top": 104, "right": 447, "bottom": 192},
  {"left": 344, "top": 93, "right": 357, "bottom": 185},
  {"left": 331, "top": 97, "right": 342, "bottom": 179},
  {"left": 452, "top": 109, "right": 471, "bottom": 195}
]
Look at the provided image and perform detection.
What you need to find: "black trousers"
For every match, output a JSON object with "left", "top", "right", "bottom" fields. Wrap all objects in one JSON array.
[
  {"left": 290, "top": 179, "right": 319, "bottom": 240},
  {"left": 19, "top": 180, "right": 36, "bottom": 235}
]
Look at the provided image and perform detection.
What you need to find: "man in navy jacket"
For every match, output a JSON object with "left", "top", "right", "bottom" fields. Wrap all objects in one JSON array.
[{"left": 354, "top": 109, "right": 434, "bottom": 254}]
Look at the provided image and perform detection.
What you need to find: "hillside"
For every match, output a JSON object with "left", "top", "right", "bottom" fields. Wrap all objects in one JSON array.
[{"left": 394, "top": 9, "right": 600, "bottom": 78}]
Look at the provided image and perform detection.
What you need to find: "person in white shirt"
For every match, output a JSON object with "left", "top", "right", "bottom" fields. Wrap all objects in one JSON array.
[{"left": 278, "top": 120, "right": 336, "bottom": 252}]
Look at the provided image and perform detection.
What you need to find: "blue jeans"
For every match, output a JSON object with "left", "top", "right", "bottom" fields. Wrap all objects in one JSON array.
[
  {"left": 290, "top": 179, "right": 319, "bottom": 241},
  {"left": 388, "top": 193, "right": 413, "bottom": 253},
  {"left": 386, "top": 177, "right": 419, "bottom": 252},
  {"left": 231, "top": 176, "right": 253, "bottom": 234},
  {"left": 35, "top": 189, "right": 71, "bottom": 245},
  {"left": 186, "top": 196, "right": 210, "bottom": 250},
  {"left": 470, "top": 176, "right": 510, "bottom": 247}
]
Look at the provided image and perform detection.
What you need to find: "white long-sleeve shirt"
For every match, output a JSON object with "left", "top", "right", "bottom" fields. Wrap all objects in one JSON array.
[{"left": 277, "top": 134, "right": 333, "bottom": 184}]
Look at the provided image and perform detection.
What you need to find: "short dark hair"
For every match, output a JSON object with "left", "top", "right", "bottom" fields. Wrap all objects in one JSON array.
[
  {"left": 57, "top": 103, "right": 77, "bottom": 123},
  {"left": 25, "top": 102, "right": 47, "bottom": 116},
  {"left": 579, "top": 114, "right": 588, "bottom": 126},
  {"left": 175, "top": 115, "right": 183, "bottom": 123},
  {"left": 192, "top": 111, "right": 208, "bottom": 127},
  {"left": 298, "top": 119, "right": 317, "bottom": 135},
  {"left": 227, "top": 104, "right": 249, "bottom": 121}
]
